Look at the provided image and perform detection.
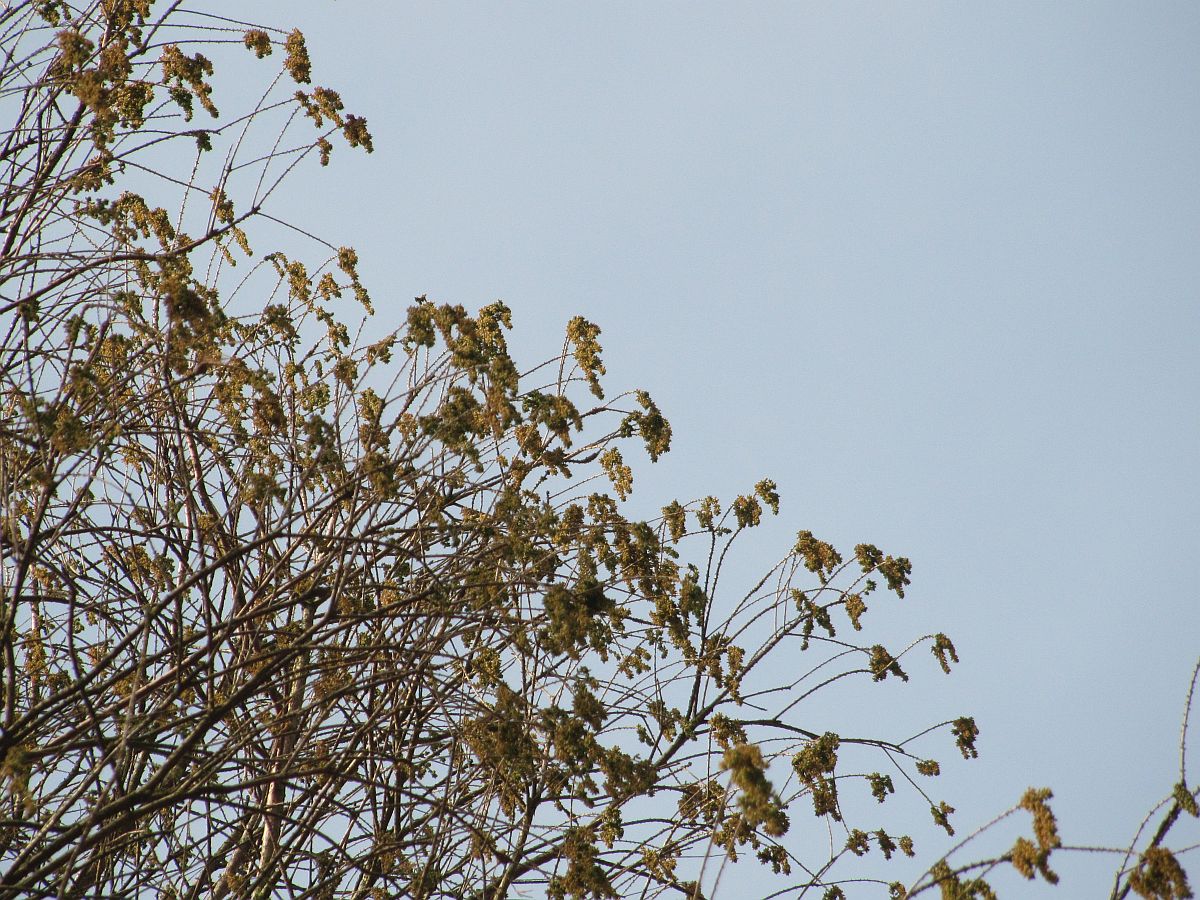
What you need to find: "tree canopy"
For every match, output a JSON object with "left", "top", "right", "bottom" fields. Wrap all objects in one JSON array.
[{"left": 0, "top": 3, "right": 1195, "bottom": 899}]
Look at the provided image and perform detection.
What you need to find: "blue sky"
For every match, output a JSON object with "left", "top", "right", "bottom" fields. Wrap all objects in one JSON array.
[{"left": 257, "top": 2, "right": 1199, "bottom": 893}]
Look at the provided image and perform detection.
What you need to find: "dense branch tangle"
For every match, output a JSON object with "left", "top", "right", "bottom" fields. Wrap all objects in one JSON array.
[{"left": 0, "top": 4, "right": 1115, "bottom": 900}]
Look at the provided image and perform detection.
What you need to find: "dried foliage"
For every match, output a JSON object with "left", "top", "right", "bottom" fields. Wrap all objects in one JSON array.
[{"left": 0, "top": 3, "right": 1195, "bottom": 899}]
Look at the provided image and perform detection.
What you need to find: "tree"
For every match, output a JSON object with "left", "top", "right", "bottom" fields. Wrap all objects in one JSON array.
[{"left": 0, "top": 3, "right": 1195, "bottom": 898}]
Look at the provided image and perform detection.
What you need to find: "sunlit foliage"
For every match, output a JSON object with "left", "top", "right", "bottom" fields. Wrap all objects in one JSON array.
[{"left": 1, "top": 4, "right": 1195, "bottom": 899}]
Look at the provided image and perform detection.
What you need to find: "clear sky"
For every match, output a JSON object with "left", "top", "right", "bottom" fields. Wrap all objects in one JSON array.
[{"left": 257, "top": 2, "right": 1200, "bottom": 894}]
